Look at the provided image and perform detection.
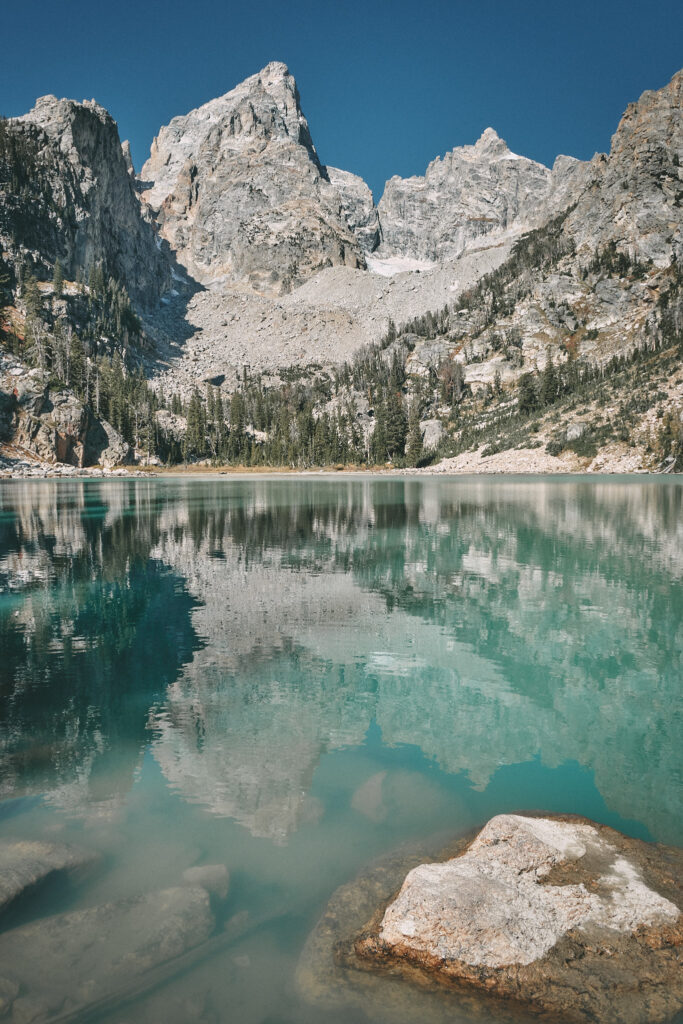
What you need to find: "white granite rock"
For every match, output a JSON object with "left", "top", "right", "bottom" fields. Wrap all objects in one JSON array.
[
  {"left": 378, "top": 815, "right": 679, "bottom": 968},
  {"left": 141, "top": 62, "right": 365, "bottom": 292},
  {"left": 0, "top": 839, "right": 99, "bottom": 916},
  {"left": 376, "top": 128, "right": 551, "bottom": 262}
]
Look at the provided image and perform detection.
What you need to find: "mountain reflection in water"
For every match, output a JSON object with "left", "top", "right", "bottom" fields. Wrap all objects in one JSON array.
[{"left": 1, "top": 477, "right": 681, "bottom": 845}]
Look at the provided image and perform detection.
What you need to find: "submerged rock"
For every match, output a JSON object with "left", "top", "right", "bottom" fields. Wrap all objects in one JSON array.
[
  {"left": 351, "top": 815, "right": 682, "bottom": 1024},
  {"left": 0, "top": 839, "right": 99, "bottom": 917},
  {"left": 0, "top": 886, "right": 213, "bottom": 1021},
  {"left": 182, "top": 864, "right": 230, "bottom": 900},
  {"left": 0, "top": 978, "right": 20, "bottom": 1017}
]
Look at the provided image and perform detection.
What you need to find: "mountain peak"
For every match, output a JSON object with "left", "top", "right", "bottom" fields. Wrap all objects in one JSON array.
[
  {"left": 140, "top": 60, "right": 364, "bottom": 291},
  {"left": 257, "top": 60, "right": 291, "bottom": 80},
  {"left": 473, "top": 126, "right": 508, "bottom": 154},
  {"left": 477, "top": 126, "right": 502, "bottom": 144}
]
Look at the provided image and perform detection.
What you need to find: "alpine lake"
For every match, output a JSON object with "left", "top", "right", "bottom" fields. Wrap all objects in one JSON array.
[{"left": 0, "top": 475, "right": 681, "bottom": 1024}]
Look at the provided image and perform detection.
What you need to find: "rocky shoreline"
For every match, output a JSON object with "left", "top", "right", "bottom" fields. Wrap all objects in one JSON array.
[{"left": 0, "top": 460, "right": 668, "bottom": 480}]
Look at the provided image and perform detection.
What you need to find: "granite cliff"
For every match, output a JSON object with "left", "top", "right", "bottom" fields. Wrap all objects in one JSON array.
[
  {"left": 2, "top": 96, "right": 168, "bottom": 308},
  {"left": 140, "top": 62, "right": 365, "bottom": 293},
  {"left": 375, "top": 127, "right": 552, "bottom": 262}
]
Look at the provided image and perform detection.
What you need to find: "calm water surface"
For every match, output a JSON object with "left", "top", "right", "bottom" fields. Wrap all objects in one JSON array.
[{"left": 0, "top": 476, "right": 681, "bottom": 1023}]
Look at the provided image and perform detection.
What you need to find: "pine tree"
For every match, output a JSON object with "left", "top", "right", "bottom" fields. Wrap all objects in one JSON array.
[
  {"left": 88, "top": 263, "right": 105, "bottom": 297},
  {"left": 370, "top": 396, "right": 387, "bottom": 464},
  {"left": 540, "top": 351, "right": 557, "bottom": 406},
  {"left": 52, "top": 260, "right": 64, "bottom": 298},
  {"left": 214, "top": 389, "right": 226, "bottom": 455},
  {"left": 384, "top": 389, "right": 407, "bottom": 459},
  {"left": 406, "top": 403, "right": 425, "bottom": 466},
  {"left": 0, "top": 254, "right": 12, "bottom": 327},
  {"left": 228, "top": 390, "right": 247, "bottom": 462},
  {"left": 312, "top": 415, "right": 329, "bottom": 465},
  {"left": 517, "top": 371, "right": 539, "bottom": 415},
  {"left": 21, "top": 274, "right": 42, "bottom": 319},
  {"left": 185, "top": 389, "right": 206, "bottom": 460}
]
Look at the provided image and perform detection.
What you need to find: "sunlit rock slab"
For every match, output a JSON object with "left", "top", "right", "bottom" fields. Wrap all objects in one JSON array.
[{"left": 300, "top": 814, "right": 682, "bottom": 1024}]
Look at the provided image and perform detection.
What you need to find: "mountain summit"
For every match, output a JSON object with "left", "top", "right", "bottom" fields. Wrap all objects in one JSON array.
[
  {"left": 140, "top": 62, "right": 365, "bottom": 293},
  {"left": 375, "top": 127, "right": 552, "bottom": 262}
]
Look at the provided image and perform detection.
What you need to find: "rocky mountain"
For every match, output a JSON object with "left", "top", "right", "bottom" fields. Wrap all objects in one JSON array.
[
  {"left": 0, "top": 64, "right": 681, "bottom": 473},
  {"left": 1, "top": 96, "right": 168, "bottom": 308},
  {"left": 137, "top": 69, "right": 559, "bottom": 280},
  {"left": 325, "top": 166, "right": 381, "bottom": 253},
  {"left": 375, "top": 127, "right": 552, "bottom": 262},
  {"left": 563, "top": 69, "right": 682, "bottom": 265},
  {"left": 140, "top": 62, "right": 365, "bottom": 294}
]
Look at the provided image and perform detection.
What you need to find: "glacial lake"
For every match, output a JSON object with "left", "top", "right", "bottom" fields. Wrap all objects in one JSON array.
[{"left": 0, "top": 476, "right": 681, "bottom": 1024}]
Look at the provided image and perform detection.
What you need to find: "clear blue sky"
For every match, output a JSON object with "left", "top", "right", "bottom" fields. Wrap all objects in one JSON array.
[{"left": 2, "top": 0, "right": 681, "bottom": 200}]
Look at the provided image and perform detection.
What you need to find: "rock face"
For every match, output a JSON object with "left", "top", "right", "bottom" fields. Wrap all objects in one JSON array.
[
  {"left": 140, "top": 62, "right": 365, "bottom": 293},
  {"left": 376, "top": 128, "right": 552, "bottom": 262},
  {"left": 1, "top": 363, "right": 131, "bottom": 467},
  {"left": 326, "top": 166, "right": 381, "bottom": 253},
  {"left": 5, "top": 96, "right": 169, "bottom": 307},
  {"left": 419, "top": 418, "right": 445, "bottom": 452},
  {"left": 0, "top": 839, "right": 99, "bottom": 916},
  {"left": 0, "top": 886, "right": 213, "bottom": 1021},
  {"left": 563, "top": 69, "right": 683, "bottom": 266},
  {"left": 353, "top": 815, "right": 682, "bottom": 1024}
]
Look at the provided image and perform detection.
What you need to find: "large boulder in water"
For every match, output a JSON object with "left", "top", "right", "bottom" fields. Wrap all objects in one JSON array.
[
  {"left": 352, "top": 815, "right": 682, "bottom": 1024},
  {"left": 298, "top": 815, "right": 682, "bottom": 1024}
]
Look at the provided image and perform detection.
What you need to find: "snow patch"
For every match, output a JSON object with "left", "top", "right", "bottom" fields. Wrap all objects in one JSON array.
[{"left": 366, "top": 255, "right": 436, "bottom": 277}]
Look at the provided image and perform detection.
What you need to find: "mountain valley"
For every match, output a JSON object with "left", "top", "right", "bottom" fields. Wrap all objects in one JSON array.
[{"left": 1, "top": 63, "right": 681, "bottom": 473}]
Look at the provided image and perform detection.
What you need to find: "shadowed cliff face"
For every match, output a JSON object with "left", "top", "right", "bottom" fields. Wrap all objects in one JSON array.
[{"left": 1, "top": 479, "right": 681, "bottom": 844}]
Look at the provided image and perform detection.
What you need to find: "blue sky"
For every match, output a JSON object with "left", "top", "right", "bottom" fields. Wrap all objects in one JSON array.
[{"left": 2, "top": 0, "right": 681, "bottom": 200}]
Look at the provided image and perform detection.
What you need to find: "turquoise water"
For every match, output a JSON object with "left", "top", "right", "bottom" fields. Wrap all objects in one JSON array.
[{"left": 0, "top": 476, "right": 681, "bottom": 1023}]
